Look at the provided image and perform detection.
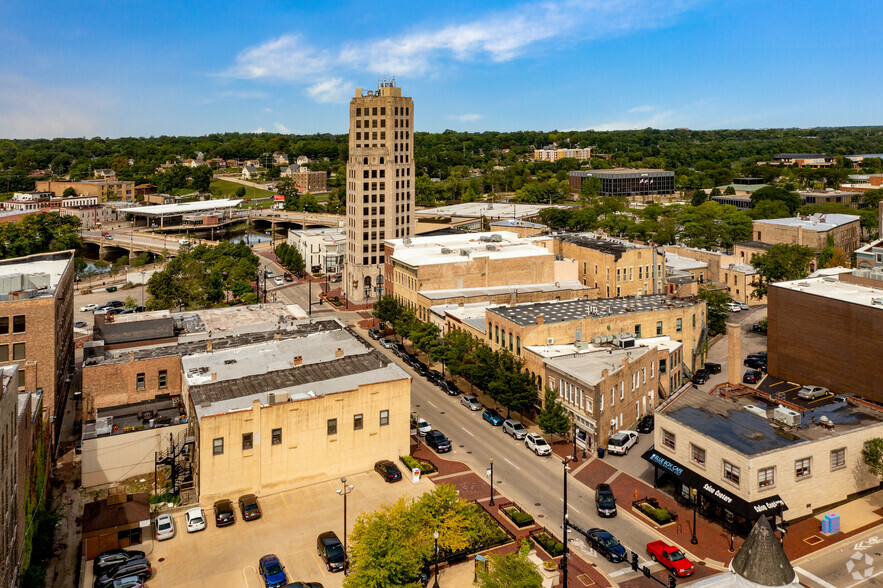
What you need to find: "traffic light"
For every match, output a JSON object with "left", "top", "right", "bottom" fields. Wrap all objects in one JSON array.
[
  {"left": 669, "top": 575, "right": 677, "bottom": 588},
  {"left": 631, "top": 551, "right": 639, "bottom": 571}
]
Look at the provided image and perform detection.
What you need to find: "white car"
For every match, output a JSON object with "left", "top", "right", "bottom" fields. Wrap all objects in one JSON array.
[
  {"left": 415, "top": 418, "right": 432, "bottom": 436},
  {"left": 80, "top": 303, "right": 98, "bottom": 312},
  {"left": 460, "top": 395, "right": 482, "bottom": 411},
  {"left": 184, "top": 507, "right": 206, "bottom": 533},
  {"left": 178, "top": 239, "right": 191, "bottom": 246},
  {"left": 525, "top": 433, "right": 552, "bottom": 456},
  {"left": 154, "top": 513, "right": 176, "bottom": 541},
  {"left": 607, "top": 430, "right": 639, "bottom": 455},
  {"left": 274, "top": 277, "right": 284, "bottom": 286},
  {"left": 724, "top": 302, "right": 741, "bottom": 312}
]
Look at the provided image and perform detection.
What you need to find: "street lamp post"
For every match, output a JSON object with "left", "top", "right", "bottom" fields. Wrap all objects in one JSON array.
[
  {"left": 489, "top": 458, "right": 495, "bottom": 506},
  {"left": 433, "top": 530, "right": 440, "bottom": 588},
  {"left": 562, "top": 455, "right": 573, "bottom": 588},
  {"left": 336, "top": 477, "right": 354, "bottom": 574},
  {"left": 691, "top": 494, "right": 699, "bottom": 545},
  {"left": 572, "top": 425, "right": 579, "bottom": 464}
]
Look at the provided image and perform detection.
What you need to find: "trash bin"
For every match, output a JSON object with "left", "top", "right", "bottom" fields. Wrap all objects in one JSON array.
[{"left": 597, "top": 448, "right": 605, "bottom": 458}]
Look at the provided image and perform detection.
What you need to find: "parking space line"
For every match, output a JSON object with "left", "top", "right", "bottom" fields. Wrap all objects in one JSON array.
[
  {"left": 461, "top": 427, "right": 474, "bottom": 437},
  {"left": 280, "top": 492, "right": 292, "bottom": 513},
  {"left": 242, "top": 565, "right": 257, "bottom": 587}
]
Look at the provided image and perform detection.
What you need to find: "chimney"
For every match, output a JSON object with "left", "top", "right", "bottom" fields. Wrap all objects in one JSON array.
[
  {"left": 211, "top": 372, "right": 217, "bottom": 382},
  {"left": 335, "top": 348, "right": 344, "bottom": 358},
  {"left": 727, "top": 323, "right": 741, "bottom": 386},
  {"left": 129, "top": 351, "right": 135, "bottom": 362},
  {"left": 509, "top": 291, "right": 517, "bottom": 306},
  {"left": 293, "top": 355, "right": 303, "bottom": 366},
  {"left": 797, "top": 225, "right": 803, "bottom": 246},
  {"left": 207, "top": 339, "right": 213, "bottom": 352},
  {"left": 536, "top": 314, "right": 544, "bottom": 326},
  {"left": 274, "top": 332, "right": 281, "bottom": 339}
]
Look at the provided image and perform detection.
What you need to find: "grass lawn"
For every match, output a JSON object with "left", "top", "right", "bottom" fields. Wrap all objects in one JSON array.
[{"left": 210, "top": 178, "right": 276, "bottom": 199}]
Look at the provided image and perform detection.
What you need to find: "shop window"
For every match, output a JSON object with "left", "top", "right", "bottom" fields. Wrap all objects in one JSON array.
[
  {"left": 242, "top": 432, "right": 253, "bottom": 450},
  {"left": 354, "top": 413, "right": 364, "bottom": 430},
  {"left": 724, "top": 461, "right": 740, "bottom": 485},
  {"left": 831, "top": 448, "right": 846, "bottom": 471},
  {"left": 758, "top": 466, "right": 775, "bottom": 488},
  {"left": 380, "top": 409, "right": 389, "bottom": 426},
  {"left": 272, "top": 428, "right": 282, "bottom": 445},
  {"left": 690, "top": 444, "right": 705, "bottom": 466},
  {"left": 795, "top": 457, "right": 811, "bottom": 479},
  {"left": 662, "top": 429, "right": 676, "bottom": 450},
  {"left": 327, "top": 418, "right": 338, "bottom": 435},
  {"left": 213, "top": 437, "right": 224, "bottom": 455}
]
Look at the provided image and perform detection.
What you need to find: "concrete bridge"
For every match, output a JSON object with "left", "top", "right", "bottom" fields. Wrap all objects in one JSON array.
[
  {"left": 81, "top": 232, "right": 189, "bottom": 260},
  {"left": 240, "top": 210, "right": 345, "bottom": 229}
]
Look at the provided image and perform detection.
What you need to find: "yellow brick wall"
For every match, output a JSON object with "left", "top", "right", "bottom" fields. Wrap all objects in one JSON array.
[{"left": 554, "top": 240, "right": 664, "bottom": 297}]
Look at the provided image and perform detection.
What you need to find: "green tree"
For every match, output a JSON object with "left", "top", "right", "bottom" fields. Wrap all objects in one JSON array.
[
  {"left": 578, "top": 176, "right": 602, "bottom": 200},
  {"left": 62, "top": 186, "right": 77, "bottom": 197},
  {"left": 862, "top": 438, "right": 883, "bottom": 479},
  {"left": 537, "top": 388, "right": 571, "bottom": 443},
  {"left": 818, "top": 234, "right": 836, "bottom": 268},
  {"left": 709, "top": 187, "right": 722, "bottom": 197},
  {"left": 373, "top": 294, "right": 404, "bottom": 328},
  {"left": 124, "top": 295, "right": 137, "bottom": 309},
  {"left": 724, "top": 185, "right": 737, "bottom": 195},
  {"left": 190, "top": 165, "right": 213, "bottom": 193},
  {"left": 698, "top": 286, "right": 729, "bottom": 337},
  {"left": 749, "top": 199, "right": 791, "bottom": 220},
  {"left": 750, "top": 185, "right": 802, "bottom": 214},
  {"left": 234, "top": 185, "right": 247, "bottom": 198},
  {"left": 750, "top": 243, "right": 816, "bottom": 299},
  {"left": 690, "top": 189, "right": 708, "bottom": 206},
  {"left": 477, "top": 552, "right": 543, "bottom": 588}
]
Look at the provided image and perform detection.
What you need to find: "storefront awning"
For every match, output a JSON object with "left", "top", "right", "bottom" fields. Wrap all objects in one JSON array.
[{"left": 642, "top": 447, "right": 787, "bottom": 520}]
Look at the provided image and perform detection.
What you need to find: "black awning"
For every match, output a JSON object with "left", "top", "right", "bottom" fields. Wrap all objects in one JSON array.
[{"left": 642, "top": 446, "right": 787, "bottom": 521}]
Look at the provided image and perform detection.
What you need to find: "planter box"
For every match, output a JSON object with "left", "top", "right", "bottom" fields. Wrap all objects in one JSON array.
[{"left": 632, "top": 501, "right": 678, "bottom": 527}]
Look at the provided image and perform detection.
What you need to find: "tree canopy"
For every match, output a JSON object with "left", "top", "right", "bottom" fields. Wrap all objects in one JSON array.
[
  {"left": 0, "top": 212, "right": 81, "bottom": 259},
  {"left": 750, "top": 243, "right": 817, "bottom": 299}
]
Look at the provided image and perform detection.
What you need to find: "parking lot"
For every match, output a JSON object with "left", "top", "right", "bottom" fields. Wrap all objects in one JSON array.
[{"left": 86, "top": 469, "right": 431, "bottom": 588}]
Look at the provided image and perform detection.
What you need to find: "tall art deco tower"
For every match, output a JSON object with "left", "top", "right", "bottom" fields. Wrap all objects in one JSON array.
[{"left": 344, "top": 79, "right": 414, "bottom": 303}]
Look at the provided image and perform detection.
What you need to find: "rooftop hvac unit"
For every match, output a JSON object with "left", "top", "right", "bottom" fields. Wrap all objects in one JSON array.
[
  {"left": 479, "top": 235, "right": 492, "bottom": 242},
  {"left": 744, "top": 405, "right": 768, "bottom": 419},
  {"left": 486, "top": 245, "right": 497, "bottom": 251},
  {"left": 25, "top": 272, "right": 50, "bottom": 290},
  {"left": 460, "top": 249, "right": 470, "bottom": 256},
  {"left": 619, "top": 337, "right": 636, "bottom": 349},
  {"left": 440, "top": 248, "right": 452, "bottom": 254},
  {"left": 403, "top": 238, "right": 412, "bottom": 246},
  {"left": 490, "top": 234, "right": 503, "bottom": 242},
  {"left": 873, "top": 298, "right": 883, "bottom": 306},
  {"left": 0, "top": 273, "right": 23, "bottom": 294},
  {"left": 774, "top": 407, "right": 801, "bottom": 427},
  {"left": 591, "top": 336, "right": 603, "bottom": 344}
]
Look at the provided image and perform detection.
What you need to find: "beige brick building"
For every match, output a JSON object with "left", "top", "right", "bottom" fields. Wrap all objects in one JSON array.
[
  {"left": 752, "top": 213, "right": 861, "bottom": 264},
  {"left": 35, "top": 179, "right": 136, "bottom": 202},
  {"left": 553, "top": 233, "right": 664, "bottom": 298},
  {"left": 288, "top": 169, "right": 328, "bottom": 193},
  {"left": 344, "top": 81, "right": 414, "bottom": 303},
  {"left": 720, "top": 263, "right": 765, "bottom": 304},
  {"left": 0, "top": 252, "right": 74, "bottom": 445},
  {"left": 647, "top": 387, "right": 883, "bottom": 532},
  {"left": 533, "top": 147, "right": 592, "bottom": 162},
  {"left": 185, "top": 324, "right": 411, "bottom": 502}
]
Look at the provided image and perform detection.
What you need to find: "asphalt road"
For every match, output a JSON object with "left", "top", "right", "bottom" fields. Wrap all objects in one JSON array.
[{"left": 794, "top": 526, "right": 883, "bottom": 588}]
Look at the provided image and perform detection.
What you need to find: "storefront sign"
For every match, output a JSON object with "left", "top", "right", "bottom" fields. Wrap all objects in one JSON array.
[
  {"left": 752, "top": 497, "right": 786, "bottom": 515},
  {"left": 648, "top": 452, "right": 684, "bottom": 476},
  {"left": 702, "top": 483, "right": 734, "bottom": 505}
]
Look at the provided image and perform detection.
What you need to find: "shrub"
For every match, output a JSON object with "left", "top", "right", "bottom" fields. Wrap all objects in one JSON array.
[
  {"left": 638, "top": 503, "right": 673, "bottom": 525},
  {"left": 400, "top": 455, "right": 436, "bottom": 475},
  {"left": 507, "top": 508, "right": 534, "bottom": 527},
  {"left": 534, "top": 532, "right": 564, "bottom": 557}
]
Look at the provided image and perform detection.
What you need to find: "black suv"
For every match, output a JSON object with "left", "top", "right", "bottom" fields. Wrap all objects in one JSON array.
[
  {"left": 691, "top": 369, "right": 710, "bottom": 385},
  {"left": 214, "top": 499, "right": 235, "bottom": 526},
  {"left": 93, "top": 557, "right": 151, "bottom": 588},
  {"left": 317, "top": 531, "right": 346, "bottom": 572},
  {"left": 595, "top": 483, "right": 617, "bottom": 517},
  {"left": 92, "top": 549, "right": 146, "bottom": 578},
  {"left": 704, "top": 362, "right": 722, "bottom": 374},
  {"left": 744, "top": 357, "right": 766, "bottom": 371},
  {"left": 440, "top": 380, "right": 459, "bottom": 396},
  {"left": 424, "top": 430, "right": 452, "bottom": 453},
  {"left": 636, "top": 415, "right": 654, "bottom": 434}
]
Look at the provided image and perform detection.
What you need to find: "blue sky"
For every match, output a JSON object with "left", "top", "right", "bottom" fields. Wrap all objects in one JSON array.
[{"left": 2, "top": 0, "right": 882, "bottom": 139}]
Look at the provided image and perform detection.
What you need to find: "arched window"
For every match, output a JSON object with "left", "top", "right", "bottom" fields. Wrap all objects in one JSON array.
[
  {"left": 364, "top": 276, "right": 372, "bottom": 287},
  {"left": 379, "top": 157, "right": 384, "bottom": 164},
  {"left": 363, "top": 157, "right": 369, "bottom": 165}
]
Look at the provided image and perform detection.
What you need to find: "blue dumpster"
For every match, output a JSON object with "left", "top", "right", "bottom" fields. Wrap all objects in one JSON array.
[{"left": 598, "top": 447, "right": 605, "bottom": 458}]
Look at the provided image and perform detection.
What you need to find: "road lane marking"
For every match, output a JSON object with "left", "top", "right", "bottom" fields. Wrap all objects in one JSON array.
[
  {"left": 504, "top": 458, "right": 521, "bottom": 470},
  {"left": 571, "top": 506, "right": 581, "bottom": 514},
  {"left": 794, "top": 567, "right": 837, "bottom": 588},
  {"left": 427, "top": 400, "right": 437, "bottom": 408},
  {"left": 461, "top": 427, "right": 474, "bottom": 437}
]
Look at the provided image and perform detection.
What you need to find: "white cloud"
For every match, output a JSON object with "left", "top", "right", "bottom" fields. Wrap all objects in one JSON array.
[
  {"left": 446, "top": 113, "right": 483, "bottom": 122},
  {"left": 627, "top": 105, "right": 655, "bottom": 113},
  {"left": 305, "top": 78, "right": 350, "bottom": 104},
  {"left": 223, "top": 0, "right": 702, "bottom": 102},
  {"left": 252, "top": 127, "right": 267, "bottom": 133},
  {"left": 274, "top": 122, "right": 292, "bottom": 133}
]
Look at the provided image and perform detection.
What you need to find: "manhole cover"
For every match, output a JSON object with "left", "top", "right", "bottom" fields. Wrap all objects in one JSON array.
[
  {"left": 538, "top": 514, "right": 545, "bottom": 518},
  {"left": 466, "top": 451, "right": 472, "bottom": 454},
  {"left": 535, "top": 503, "right": 541, "bottom": 506},
  {"left": 440, "top": 411, "right": 445, "bottom": 414},
  {"left": 495, "top": 481, "right": 502, "bottom": 485},
  {"left": 158, "top": 558, "right": 165, "bottom": 562},
  {"left": 459, "top": 445, "right": 465, "bottom": 448}
]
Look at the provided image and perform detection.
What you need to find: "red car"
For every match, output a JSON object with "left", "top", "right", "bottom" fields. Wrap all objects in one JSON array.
[{"left": 646, "top": 541, "right": 695, "bottom": 577}]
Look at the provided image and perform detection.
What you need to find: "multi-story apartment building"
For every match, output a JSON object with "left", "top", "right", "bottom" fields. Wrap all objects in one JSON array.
[
  {"left": 752, "top": 213, "right": 861, "bottom": 262},
  {"left": 288, "top": 227, "right": 346, "bottom": 274},
  {"left": 767, "top": 153, "right": 835, "bottom": 168},
  {"left": 344, "top": 81, "right": 414, "bottom": 303},
  {"left": 533, "top": 147, "right": 592, "bottom": 162},
  {"left": 34, "top": 179, "right": 136, "bottom": 202},
  {"left": 0, "top": 252, "right": 74, "bottom": 445},
  {"left": 554, "top": 233, "right": 665, "bottom": 297},
  {"left": 285, "top": 169, "right": 328, "bottom": 193}
]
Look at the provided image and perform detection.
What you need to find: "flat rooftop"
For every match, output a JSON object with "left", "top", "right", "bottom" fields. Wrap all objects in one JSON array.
[
  {"left": 723, "top": 263, "right": 757, "bottom": 275},
  {"left": 420, "top": 280, "right": 592, "bottom": 301},
  {"left": 488, "top": 294, "right": 699, "bottom": 327},
  {"left": 661, "top": 387, "right": 883, "bottom": 456},
  {"left": 771, "top": 276, "right": 883, "bottom": 310},
  {"left": 570, "top": 168, "right": 673, "bottom": 177},
  {"left": 415, "top": 202, "right": 563, "bottom": 220},
  {"left": 440, "top": 302, "right": 496, "bottom": 333},
  {"left": 556, "top": 232, "right": 652, "bottom": 259},
  {"left": 544, "top": 346, "right": 652, "bottom": 386},
  {"left": 665, "top": 252, "right": 707, "bottom": 271},
  {"left": 489, "top": 219, "right": 547, "bottom": 229},
  {"left": 0, "top": 251, "right": 73, "bottom": 297},
  {"left": 526, "top": 336, "right": 681, "bottom": 360},
  {"left": 754, "top": 213, "right": 860, "bottom": 231},
  {"left": 289, "top": 227, "right": 346, "bottom": 240},
  {"left": 123, "top": 199, "right": 242, "bottom": 216},
  {"left": 388, "top": 231, "right": 553, "bottom": 267}
]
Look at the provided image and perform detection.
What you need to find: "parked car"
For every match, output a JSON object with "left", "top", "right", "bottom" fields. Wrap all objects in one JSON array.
[
  {"left": 274, "top": 277, "right": 284, "bottom": 286},
  {"left": 374, "top": 459, "right": 402, "bottom": 482},
  {"left": 259, "top": 554, "right": 288, "bottom": 588},
  {"left": 691, "top": 369, "right": 710, "bottom": 385},
  {"left": 93, "top": 549, "right": 146, "bottom": 578},
  {"left": 265, "top": 269, "right": 274, "bottom": 277},
  {"left": 93, "top": 558, "right": 152, "bottom": 588},
  {"left": 379, "top": 337, "right": 395, "bottom": 349},
  {"left": 502, "top": 419, "right": 527, "bottom": 439},
  {"left": 737, "top": 301, "right": 749, "bottom": 310},
  {"left": 524, "top": 433, "right": 552, "bottom": 456},
  {"left": 184, "top": 507, "right": 206, "bottom": 532},
  {"left": 724, "top": 302, "right": 741, "bottom": 312},
  {"left": 317, "top": 531, "right": 346, "bottom": 572},
  {"left": 748, "top": 351, "right": 767, "bottom": 360},
  {"left": 424, "top": 430, "right": 452, "bottom": 453},
  {"left": 797, "top": 385, "right": 830, "bottom": 400},
  {"left": 606, "top": 430, "right": 639, "bottom": 455},
  {"left": 636, "top": 415, "right": 655, "bottom": 434},
  {"left": 751, "top": 322, "right": 768, "bottom": 334},
  {"left": 412, "top": 362, "right": 429, "bottom": 377},
  {"left": 392, "top": 343, "right": 406, "bottom": 357},
  {"left": 742, "top": 369, "right": 762, "bottom": 384},
  {"left": 585, "top": 528, "right": 626, "bottom": 563},
  {"left": 154, "top": 513, "right": 175, "bottom": 541},
  {"left": 482, "top": 408, "right": 504, "bottom": 426},
  {"left": 367, "top": 328, "right": 381, "bottom": 340},
  {"left": 402, "top": 354, "right": 419, "bottom": 367},
  {"left": 80, "top": 303, "right": 98, "bottom": 312},
  {"left": 105, "top": 286, "right": 117, "bottom": 292},
  {"left": 213, "top": 499, "right": 235, "bottom": 526},
  {"left": 595, "top": 483, "right": 617, "bottom": 517},
  {"left": 74, "top": 320, "right": 87, "bottom": 328},
  {"left": 704, "top": 362, "right": 722, "bottom": 374},
  {"left": 285, "top": 583, "right": 325, "bottom": 588},
  {"left": 743, "top": 357, "right": 767, "bottom": 371},
  {"left": 440, "top": 381, "right": 460, "bottom": 396},
  {"left": 460, "top": 395, "right": 482, "bottom": 411},
  {"left": 284, "top": 273, "right": 293, "bottom": 282},
  {"left": 111, "top": 576, "right": 145, "bottom": 588},
  {"left": 415, "top": 417, "right": 432, "bottom": 436},
  {"left": 239, "top": 494, "right": 262, "bottom": 521},
  {"left": 428, "top": 370, "right": 444, "bottom": 385},
  {"left": 106, "top": 300, "right": 124, "bottom": 308},
  {"left": 646, "top": 541, "right": 695, "bottom": 577}
]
